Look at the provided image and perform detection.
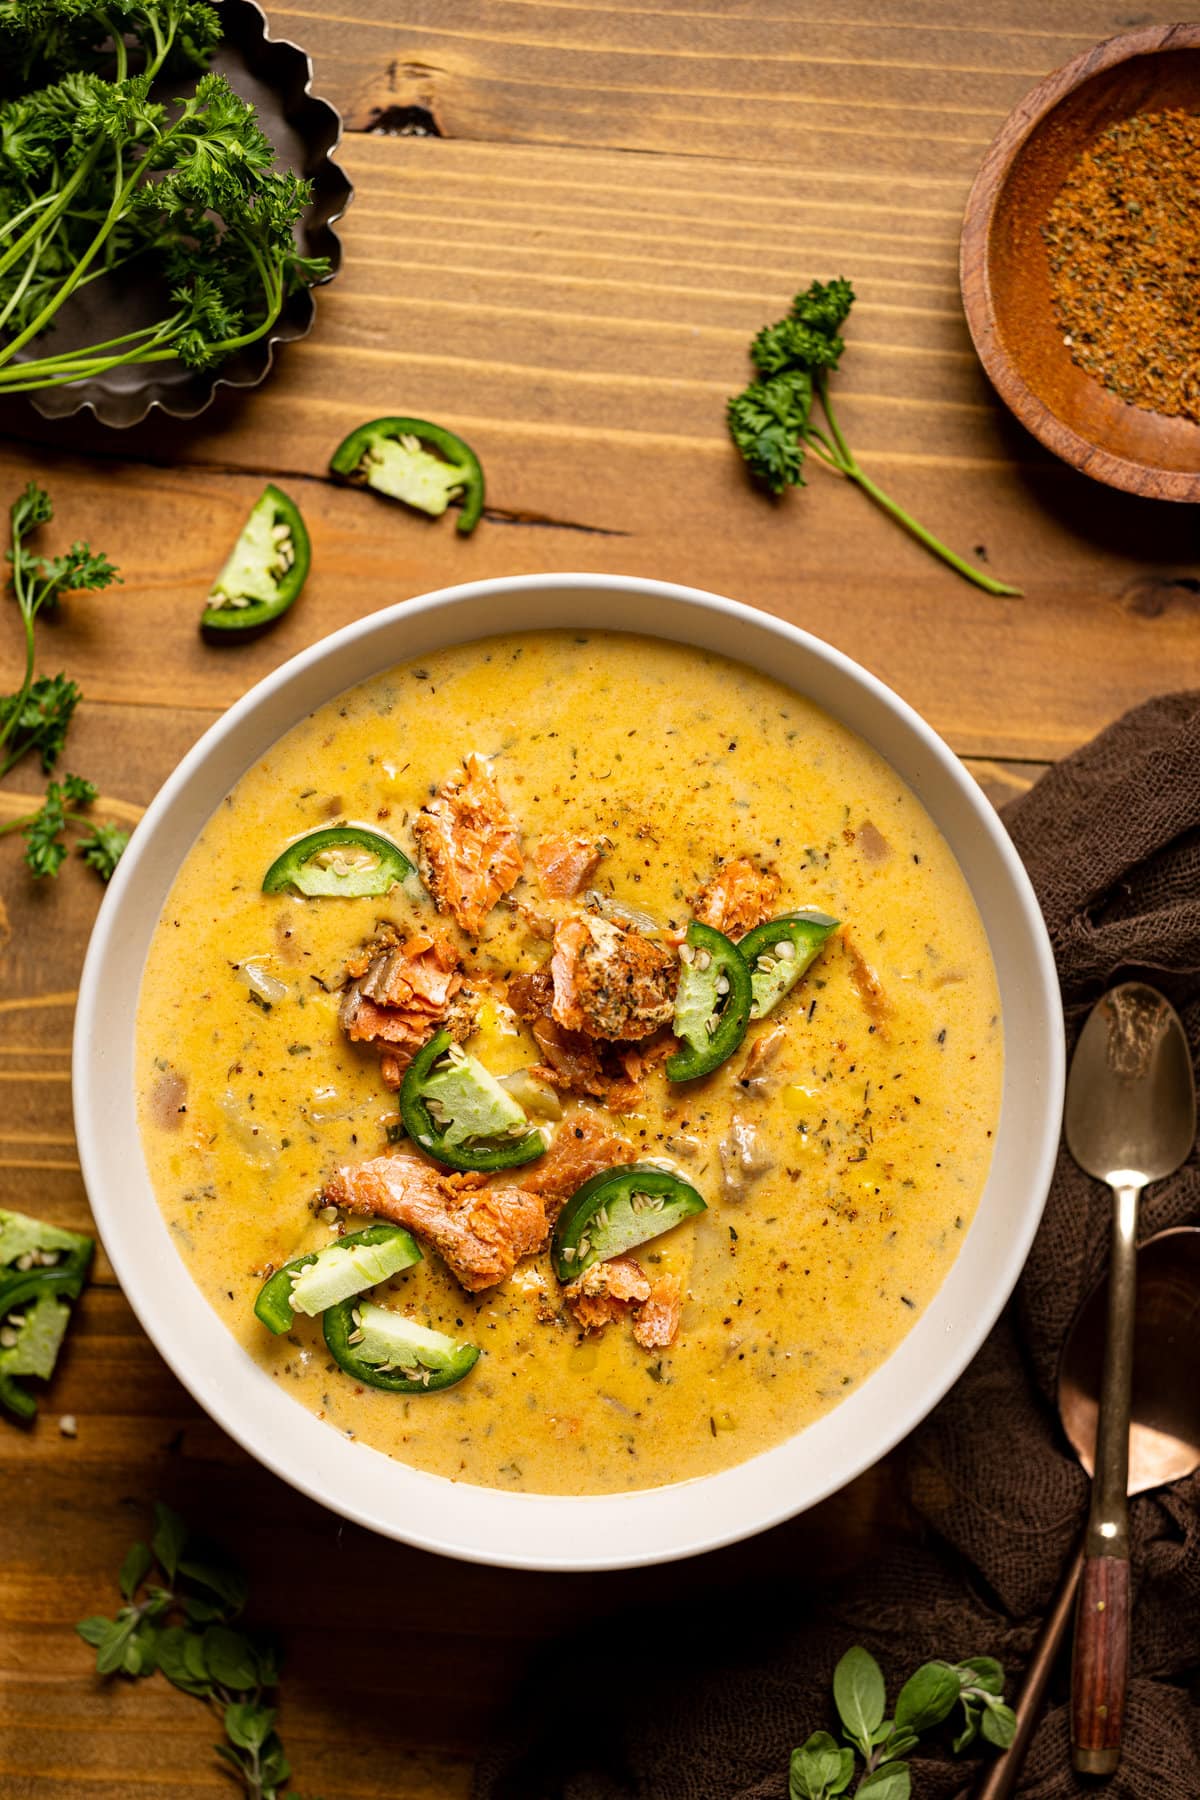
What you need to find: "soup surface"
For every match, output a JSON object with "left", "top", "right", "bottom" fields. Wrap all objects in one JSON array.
[{"left": 136, "top": 631, "right": 1002, "bottom": 1496}]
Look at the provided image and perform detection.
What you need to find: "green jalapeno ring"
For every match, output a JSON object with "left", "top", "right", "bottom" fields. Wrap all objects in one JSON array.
[
  {"left": 253, "top": 1223, "right": 423, "bottom": 1336},
  {"left": 261, "top": 825, "right": 415, "bottom": 899},
  {"left": 329, "top": 416, "right": 485, "bottom": 536},
  {"left": 738, "top": 910, "right": 840, "bottom": 1019},
  {"left": 399, "top": 1030, "right": 546, "bottom": 1173},
  {"left": 0, "top": 1211, "right": 94, "bottom": 1422},
  {"left": 552, "top": 1163, "right": 706, "bottom": 1284},
  {"left": 201, "top": 484, "right": 311, "bottom": 636},
  {"left": 666, "top": 920, "right": 754, "bottom": 1082},
  {"left": 323, "top": 1297, "right": 480, "bottom": 1393}
]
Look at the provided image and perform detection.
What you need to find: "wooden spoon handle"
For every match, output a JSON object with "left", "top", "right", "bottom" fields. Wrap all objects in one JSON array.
[
  {"left": 970, "top": 1542, "right": 1083, "bottom": 1800},
  {"left": 1071, "top": 1552, "right": 1131, "bottom": 1774}
]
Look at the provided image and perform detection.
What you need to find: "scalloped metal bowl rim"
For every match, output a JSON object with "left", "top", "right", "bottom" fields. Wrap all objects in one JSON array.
[
  {"left": 72, "top": 573, "right": 1065, "bottom": 1571},
  {"left": 28, "top": 0, "right": 352, "bottom": 429}
]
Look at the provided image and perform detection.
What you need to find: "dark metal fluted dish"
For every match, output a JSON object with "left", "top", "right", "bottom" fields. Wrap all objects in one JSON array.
[{"left": 27, "top": 0, "right": 352, "bottom": 429}]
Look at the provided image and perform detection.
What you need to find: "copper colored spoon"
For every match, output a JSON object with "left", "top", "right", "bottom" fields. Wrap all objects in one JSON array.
[{"left": 972, "top": 1227, "right": 1200, "bottom": 1800}]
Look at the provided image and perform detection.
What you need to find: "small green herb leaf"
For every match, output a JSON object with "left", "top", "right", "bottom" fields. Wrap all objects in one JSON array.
[
  {"left": 857, "top": 1764, "right": 911, "bottom": 1800},
  {"left": 894, "top": 1660, "right": 961, "bottom": 1733},
  {"left": 952, "top": 1703, "right": 981, "bottom": 1754},
  {"left": 957, "top": 1655, "right": 1005, "bottom": 1697},
  {"left": 76, "top": 1616, "right": 113, "bottom": 1649},
  {"left": 980, "top": 1701, "right": 1017, "bottom": 1749},
  {"left": 152, "top": 1503, "right": 188, "bottom": 1581},
  {"left": 95, "top": 1613, "right": 137, "bottom": 1676},
  {"left": 179, "top": 1552, "right": 248, "bottom": 1617},
  {"left": 789, "top": 1731, "right": 855, "bottom": 1800},
  {"left": 155, "top": 1625, "right": 211, "bottom": 1697},
  {"left": 202, "top": 1624, "right": 260, "bottom": 1692},
  {"left": 119, "top": 1541, "right": 152, "bottom": 1601},
  {"left": 225, "top": 1701, "right": 276, "bottom": 1750},
  {"left": 832, "top": 1646, "right": 886, "bottom": 1752}
]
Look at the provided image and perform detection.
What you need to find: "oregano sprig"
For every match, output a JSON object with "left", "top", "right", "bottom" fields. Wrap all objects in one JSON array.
[
  {"left": 789, "top": 1645, "right": 1017, "bottom": 1800},
  {"left": 728, "top": 279, "right": 1021, "bottom": 598},
  {"left": 77, "top": 1502, "right": 320, "bottom": 1800}
]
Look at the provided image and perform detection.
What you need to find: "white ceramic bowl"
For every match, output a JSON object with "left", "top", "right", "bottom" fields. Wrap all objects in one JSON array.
[{"left": 74, "top": 574, "right": 1064, "bottom": 1570}]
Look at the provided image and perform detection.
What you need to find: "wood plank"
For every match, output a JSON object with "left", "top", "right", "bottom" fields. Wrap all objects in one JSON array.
[
  {"left": 3, "top": 139, "right": 1199, "bottom": 762},
  {"left": 265, "top": 0, "right": 1162, "bottom": 169}
]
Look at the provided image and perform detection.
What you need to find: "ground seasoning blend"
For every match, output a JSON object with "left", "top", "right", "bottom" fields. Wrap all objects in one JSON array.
[{"left": 1042, "top": 108, "right": 1200, "bottom": 421}]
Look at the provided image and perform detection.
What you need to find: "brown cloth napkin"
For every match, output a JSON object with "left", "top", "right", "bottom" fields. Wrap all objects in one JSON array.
[{"left": 474, "top": 693, "right": 1200, "bottom": 1800}]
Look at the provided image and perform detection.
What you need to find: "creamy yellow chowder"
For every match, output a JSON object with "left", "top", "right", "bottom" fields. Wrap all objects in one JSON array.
[{"left": 136, "top": 631, "right": 1002, "bottom": 1496}]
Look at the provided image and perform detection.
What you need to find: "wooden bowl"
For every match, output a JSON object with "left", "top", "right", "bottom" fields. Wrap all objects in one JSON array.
[{"left": 960, "top": 25, "right": 1200, "bottom": 501}]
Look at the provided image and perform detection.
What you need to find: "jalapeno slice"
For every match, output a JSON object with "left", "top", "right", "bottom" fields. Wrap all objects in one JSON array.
[
  {"left": 0, "top": 1208, "right": 94, "bottom": 1421},
  {"left": 552, "top": 1164, "right": 706, "bottom": 1283},
  {"left": 262, "top": 826, "right": 415, "bottom": 899},
  {"left": 666, "top": 920, "right": 754, "bottom": 1081},
  {"left": 201, "top": 484, "right": 310, "bottom": 634},
  {"left": 330, "top": 416, "right": 485, "bottom": 536},
  {"left": 254, "top": 1224, "right": 422, "bottom": 1336},
  {"left": 323, "top": 1298, "right": 480, "bottom": 1393},
  {"left": 399, "top": 1030, "right": 546, "bottom": 1172},
  {"left": 738, "top": 910, "right": 839, "bottom": 1019}
]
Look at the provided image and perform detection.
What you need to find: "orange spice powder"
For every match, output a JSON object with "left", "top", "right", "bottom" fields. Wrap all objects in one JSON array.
[{"left": 1042, "top": 108, "right": 1200, "bottom": 421}]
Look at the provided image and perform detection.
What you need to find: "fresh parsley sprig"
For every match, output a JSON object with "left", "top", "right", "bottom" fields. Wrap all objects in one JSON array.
[
  {"left": 0, "top": 771, "right": 129, "bottom": 877},
  {"left": 789, "top": 1645, "right": 1017, "bottom": 1800},
  {"left": 0, "top": 6, "right": 331, "bottom": 394},
  {"left": 1, "top": 480, "right": 118, "bottom": 778},
  {"left": 728, "top": 280, "right": 1021, "bottom": 598},
  {"left": 78, "top": 1502, "right": 318, "bottom": 1800},
  {"left": 1, "top": 481, "right": 128, "bottom": 880}
]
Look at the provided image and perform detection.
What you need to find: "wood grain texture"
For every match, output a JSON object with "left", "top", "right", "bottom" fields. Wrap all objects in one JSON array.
[
  {"left": 1, "top": 4, "right": 1195, "bottom": 1795},
  {"left": 5, "top": 135, "right": 1200, "bottom": 761},
  {"left": 1070, "top": 1553, "right": 1130, "bottom": 1772}
]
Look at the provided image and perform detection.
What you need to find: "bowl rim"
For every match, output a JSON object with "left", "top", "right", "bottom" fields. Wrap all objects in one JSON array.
[
  {"left": 959, "top": 21, "right": 1200, "bottom": 503},
  {"left": 73, "top": 572, "right": 1066, "bottom": 1570}
]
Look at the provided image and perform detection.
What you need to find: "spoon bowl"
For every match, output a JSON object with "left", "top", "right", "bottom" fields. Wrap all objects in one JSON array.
[
  {"left": 1058, "top": 1226, "right": 1200, "bottom": 1494},
  {"left": 1064, "top": 983, "right": 1197, "bottom": 1190}
]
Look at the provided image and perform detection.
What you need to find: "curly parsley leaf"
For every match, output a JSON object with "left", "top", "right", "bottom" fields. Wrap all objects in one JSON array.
[
  {"left": 727, "top": 278, "right": 1021, "bottom": 596},
  {"left": 78, "top": 819, "right": 129, "bottom": 879},
  {"left": 0, "top": 671, "right": 79, "bottom": 771}
]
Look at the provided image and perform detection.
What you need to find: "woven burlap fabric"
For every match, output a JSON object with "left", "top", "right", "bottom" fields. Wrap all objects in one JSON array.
[{"left": 475, "top": 693, "right": 1200, "bottom": 1800}]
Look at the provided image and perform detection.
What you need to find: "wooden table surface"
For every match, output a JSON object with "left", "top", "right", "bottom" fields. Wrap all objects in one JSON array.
[{"left": 2, "top": 4, "right": 1198, "bottom": 1794}]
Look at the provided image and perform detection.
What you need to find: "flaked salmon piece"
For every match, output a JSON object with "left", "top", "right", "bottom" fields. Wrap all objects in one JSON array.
[
  {"left": 323, "top": 1152, "right": 549, "bottom": 1292},
  {"left": 842, "top": 928, "right": 891, "bottom": 1034},
  {"left": 632, "top": 1274, "right": 683, "bottom": 1350},
  {"left": 412, "top": 753, "right": 523, "bottom": 936},
  {"left": 340, "top": 928, "right": 477, "bottom": 1086},
  {"left": 534, "top": 834, "right": 602, "bottom": 899},
  {"left": 564, "top": 1254, "right": 651, "bottom": 1333},
  {"left": 509, "top": 968, "right": 653, "bottom": 1113},
  {"left": 550, "top": 915, "right": 677, "bottom": 1042},
  {"left": 693, "top": 858, "right": 781, "bottom": 941},
  {"left": 520, "top": 1111, "right": 635, "bottom": 1217}
]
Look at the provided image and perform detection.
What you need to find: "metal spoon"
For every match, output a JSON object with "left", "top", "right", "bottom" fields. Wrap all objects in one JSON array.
[
  {"left": 1063, "top": 984, "right": 1194, "bottom": 1773},
  {"left": 972, "top": 1227, "right": 1200, "bottom": 1800}
]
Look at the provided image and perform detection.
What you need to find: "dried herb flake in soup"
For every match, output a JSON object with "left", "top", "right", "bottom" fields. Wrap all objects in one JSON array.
[{"left": 1042, "top": 108, "right": 1200, "bottom": 421}]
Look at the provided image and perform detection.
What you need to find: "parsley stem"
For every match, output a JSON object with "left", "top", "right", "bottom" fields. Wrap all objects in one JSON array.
[
  {"left": 815, "top": 374, "right": 1022, "bottom": 599},
  {"left": 0, "top": 517, "right": 37, "bottom": 762}
]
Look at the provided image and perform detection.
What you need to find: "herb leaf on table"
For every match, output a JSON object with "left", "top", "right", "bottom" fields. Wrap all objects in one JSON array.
[
  {"left": 79, "top": 1502, "right": 320, "bottom": 1800},
  {"left": 727, "top": 280, "right": 1021, "bottom": 597},
  {"left": 0, "top": 481, "right": 129, "bottom": 881},
  {"left": 790, "top": 1645, "right": 1017, "bottom": 1796}
]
